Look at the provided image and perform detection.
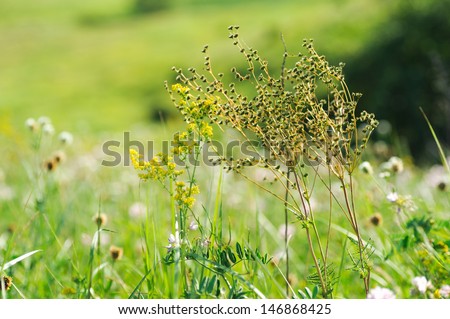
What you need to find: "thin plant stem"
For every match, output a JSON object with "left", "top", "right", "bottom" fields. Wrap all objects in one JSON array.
[{"left": 284, "top": 168, "right": 291, "bottom": 296}]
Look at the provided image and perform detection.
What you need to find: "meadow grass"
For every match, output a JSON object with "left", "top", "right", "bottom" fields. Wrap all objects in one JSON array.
[
  {"left": 0, "top": 0, "right": 392, "bottom": 131},
  {"left": 0, "top": 0, "right": 448, "bottom": 299},
  {"left": 0, "top": 115, "right": 448, "bottom": 298}
]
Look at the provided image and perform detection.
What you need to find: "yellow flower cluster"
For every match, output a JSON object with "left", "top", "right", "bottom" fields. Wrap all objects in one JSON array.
[
  {"left": 171, "top": 83, "right": 190, "bottom": 95},
  {"left": 199, "top": 121, "right": 213, "bottom": 139},
  {"left": 170, "top": 84, "right": 218, "bottom": 140},
  {"left": 174, "top": 181, "right": 200, "bottom": 208},
  {"left": 184, "top": 121, "right": 213, "bottom": 139},
  {"left": 130, "top": 149, "right": 200, "bottom": 210},
  {"left": 172, "top": 131, "right": 197, "bottom": 156},
  {"left": 130, "top": 149, "right": 183, "bottom": 182}
]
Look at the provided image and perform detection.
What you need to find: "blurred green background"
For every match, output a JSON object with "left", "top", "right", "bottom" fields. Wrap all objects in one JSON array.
[{"left": 1, "top": 0, "right": 449, "bottom": 159}]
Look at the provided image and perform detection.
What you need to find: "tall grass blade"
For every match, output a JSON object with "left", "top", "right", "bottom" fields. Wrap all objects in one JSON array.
[
  {"left": 420, "top": 107, "right": 450, "bottom": 175},
  {"left": 2, "top": 249, "right": 42, "bottom": 271}
]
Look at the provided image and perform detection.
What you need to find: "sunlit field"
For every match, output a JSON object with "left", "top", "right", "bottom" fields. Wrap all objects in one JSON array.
[{"left": 0, "top": 0, "right": 449, "bottom": 299}]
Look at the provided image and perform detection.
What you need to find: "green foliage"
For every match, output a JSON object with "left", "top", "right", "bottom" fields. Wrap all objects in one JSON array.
[
  {"left": 393, "top": 214, "right": 449, "bottom": 290},
  {"left": 297, "top": 285, "right": 319, "bottom": 299}
]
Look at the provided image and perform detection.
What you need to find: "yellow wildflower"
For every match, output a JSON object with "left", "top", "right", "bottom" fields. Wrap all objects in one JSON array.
[
  {"left": 200, "top": 121, "right": 213, "bottom": 138},
  {"left": 130, "top": 149, "right": 145, "bottom": 170},
  {"left": 176, "top": 181, "right": 186, "bottom": 188},
  {"left": 187, "top": 123, "right": 197, "bottom": 132},
  {"left": 183, "top": 197, "right": 196, "bottom": 208},
  {"left": 190, "top": 185, "right": 200, "bottom": 195},
  {"left": 171, "top": 83, "right": 190, "bottom": 95}
]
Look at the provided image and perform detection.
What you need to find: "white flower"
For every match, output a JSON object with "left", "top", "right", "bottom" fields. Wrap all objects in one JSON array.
[
  {"left": 128, "top": 202, "right": 146, "bottom": 219},
  {"left": 58, "top": 131, "right": 73, "bottom": 145},
  {"left": 439, "top": 285, "right": 450, "bottom": 298},
  {"left": 359, "top": 161, "right": 373, "bottom": 175},
  {"left": 382, "top": 156, "right": 404, "bottom": 174},
  {"left": 25, "top": 118, "right": 37, "bottom": 131},
  {"left": 189, "top": 221, "right": 198, "bottom": 231},
  {"left": 168, "top": 234, "right": 176, "bottom": 244},
  {"left": 425, "top": 165, "right": 448, "bottom": 191},
  {"left": 42, "top": 123, "right": 54, "bottom": 135},
  {"left": 412, "top": 276, "right": 431, "bottom": 294},
  {"left": 386, "top": 192, "right": 399, "bottom": 203},
  {"left": 367, "top": 286, "right": 396, "bottom": 299},
  {"left": 165, "top": 233, "right": 177, "bottom": 251},
  {"left": 37, "top": 116, "right": 51, "bottom": 126}
]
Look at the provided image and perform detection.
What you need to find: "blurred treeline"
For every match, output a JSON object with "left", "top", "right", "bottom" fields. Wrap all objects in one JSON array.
[{"left": 345, "top": 0, "right": 450, "bottom": 161}]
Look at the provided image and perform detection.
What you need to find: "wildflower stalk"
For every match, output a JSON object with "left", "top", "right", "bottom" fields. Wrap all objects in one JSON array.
[
  {"left": 284, "top": 168, "right": 291, "bottom": 296},
  {"left": 164, "top": 26, "right": 378, "bottom": 297}
]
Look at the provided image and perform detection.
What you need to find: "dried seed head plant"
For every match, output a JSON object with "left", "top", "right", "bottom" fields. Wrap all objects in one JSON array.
[{"left": 166, "top": 26, "right": 378, "bottom": 297}]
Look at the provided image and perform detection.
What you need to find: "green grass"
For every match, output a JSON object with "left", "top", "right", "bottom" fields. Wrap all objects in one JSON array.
[{"left": 0, "top": 119, "right": 449, "bottom": 298}]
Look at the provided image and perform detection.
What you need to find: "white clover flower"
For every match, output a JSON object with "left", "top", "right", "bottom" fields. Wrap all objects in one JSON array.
[
  {"left": 189, "top": 221, "right": 198, "bottom": 231},
  {"left": 412, "top": 276, "right": 431, "bottom": 294},
  {"left": 128, "top": 202, "right": 146, "bottom": 219},
  {"left": 382, "top": 156, "right": 404, "bottom": 174},
  {"left": 42, "top": 123, "right": 54, "bottom": 135},
  {"left": 59, "top": 131, "right": 73, "bottom": 145},
  {"left": 37, "top": 116, "right": 51, "bottom": 126},
  {"left": 386, "top": 192, "right": 399, "bottom": 203},
  {"left": 25, "top": 118, "right": 37, "bottom": 131},
  {"left": 389, "top": 156, "right": 404, "bottom": 173},
  {"left": 359, "top": 161, "right": 373, "bottom": 175},
  {"left": 439, "top": 285, "right": 450, "bottom": 298},
  {"left": 367, "top": 286, "right": 396, "bottom": 299},
  {"left": 425, "top": 165, "right": 448, "bottom": 191}
]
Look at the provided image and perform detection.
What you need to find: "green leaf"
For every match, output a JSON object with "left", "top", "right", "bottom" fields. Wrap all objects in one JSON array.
[
  {"left": 206, "top": 275, "right": 216, "bottom": 294},
  {"left": 297, "top": 289, "right": 307, "bottom": 299},
  {"left": 227, "top": 247, "right": 237, "bottom": 264},
  {"left": 312, "top": 285, "right": 319, "bottom": 298},
  {"left": 236, "top": 242, "right": 243, "bottom": 259},
  {"left": 2, "top": 250, "right": 42, "bottom": 270},
  {"left": 305, "top": 287, "right": 313, "bottom": 298},
  {"left": 220, "top": 251, "right": 230, "bottom": 267}
]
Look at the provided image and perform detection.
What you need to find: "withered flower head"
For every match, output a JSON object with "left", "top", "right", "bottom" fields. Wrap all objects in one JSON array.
[
  {"left": 109, "top": 245, "right": 123, "bottom": 261},
  {"left": 1, "top": 276, "right": 13, "bottom": 291},
  {"left": 370, "top": 213, "right": 383, "bottom": 227},
  {"left": 93, "top": 213, "right": 108, "bottom": 227}
]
